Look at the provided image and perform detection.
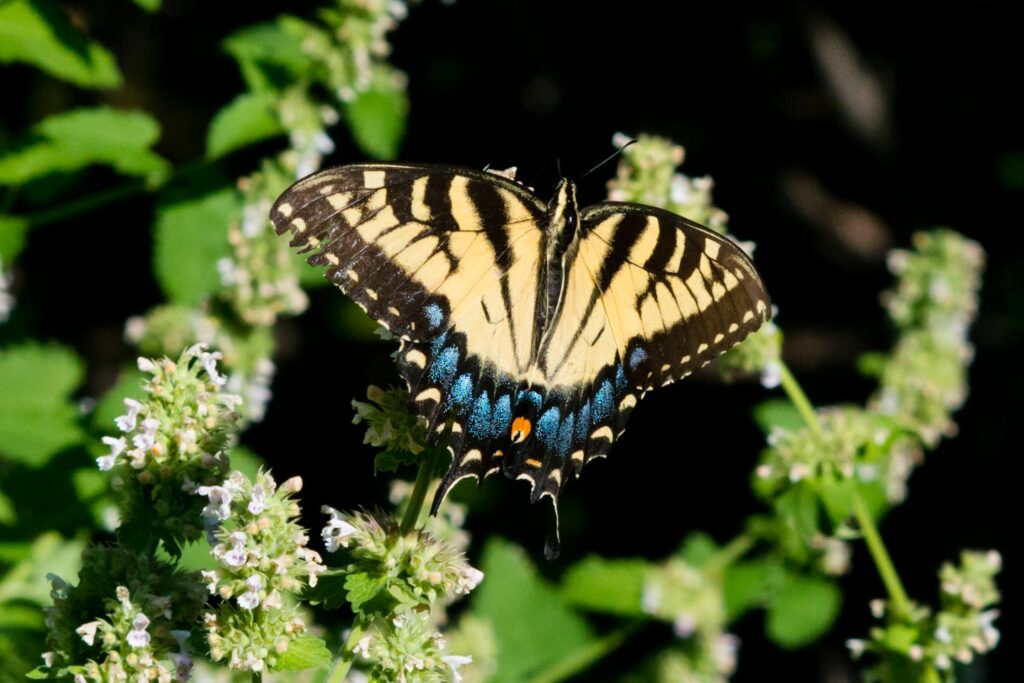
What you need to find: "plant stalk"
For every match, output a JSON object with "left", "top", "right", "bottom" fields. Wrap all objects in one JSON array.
[{"left": 326, "top": 618, "right": 367, "bottom": 683}]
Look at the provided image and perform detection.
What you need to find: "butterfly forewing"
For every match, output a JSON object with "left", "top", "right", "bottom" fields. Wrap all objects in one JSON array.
[{"left": 272, "top": 163, "right": 771, "bottom": 557}]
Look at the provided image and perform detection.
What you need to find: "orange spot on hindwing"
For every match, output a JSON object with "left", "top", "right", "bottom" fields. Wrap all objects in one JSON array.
[{"left": 511, "top": 416, "right": 532, "bottom": 443}]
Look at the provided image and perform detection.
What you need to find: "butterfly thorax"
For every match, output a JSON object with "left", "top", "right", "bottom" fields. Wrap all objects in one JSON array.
[{"left": 534, "top": 179, "right": 581, "bottom": 360}]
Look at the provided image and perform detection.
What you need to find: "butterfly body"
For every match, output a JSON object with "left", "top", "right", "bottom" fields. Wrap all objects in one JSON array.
[{"left": 272, "top": 163, "right": 770, "bottom": 556}]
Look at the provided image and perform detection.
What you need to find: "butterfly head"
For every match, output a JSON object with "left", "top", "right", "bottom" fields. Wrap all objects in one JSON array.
[{"left": 548, "top": 179, "right": 580, "bottom": 254}]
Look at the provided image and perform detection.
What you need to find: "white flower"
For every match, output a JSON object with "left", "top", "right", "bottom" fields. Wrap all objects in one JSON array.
[
  {"left": 223, "top": 531, "right": 249, "bottom": 568},
  {"left": 96, "top": 455, "right": 116, "bottom": 471},
  {"left": 41, "top": 652, "right": 56, "bottom": 668},
  {"left": 197, "top": 485, "right": 234, "bottom": 521},
  {"left": 76, "top": 620, "right": 102, "bottom": 646},
  {"left": 127, "top": 612, "right": 151, "bottom": 648},
  {"left": 353, "top": 635, "right": 373, "bottom": 658},
  {"left": 132, "top": 418, "right": 161, "bottom": 452},
  {"left": 456, "top": 566, "right": 484, "bottom": 594},
  {"left": 248, "top": 484, "right": 267, "bottom": 515},
  {"left": 199, "top": 350, "right": 226, "bottom": 386},
  {"left": 116, "top": 398, "right": 143, "bottom": 432},
  {"left": 137, "top": 357, "right": 158, "bottom": 373},
  {"left": 443, "top": 655, "right": 473, "bottom": 682},
  {"left": 200, "top": 569, "right": 220, "bottom": 594},
  {"left": 760, "top": 359, "right": 782, "bottom": 389},
  {"left": 673, "top": 613, "right": 696, "bottom": 638},
  {"left": 322, "top": 506, "right": 358, "bottom": 552},
  {"left": 238, "top": 576, "right": 263, "bottom": 610}
]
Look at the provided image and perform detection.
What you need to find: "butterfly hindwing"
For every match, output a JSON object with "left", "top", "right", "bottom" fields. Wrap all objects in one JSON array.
[{"left": 272, "top": 164, "right": 771, "bottom": 557}]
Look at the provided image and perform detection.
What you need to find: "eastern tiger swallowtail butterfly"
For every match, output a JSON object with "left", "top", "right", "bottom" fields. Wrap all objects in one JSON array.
[{"left": 271, "top": 163, "right": 770, "bottom": 557}]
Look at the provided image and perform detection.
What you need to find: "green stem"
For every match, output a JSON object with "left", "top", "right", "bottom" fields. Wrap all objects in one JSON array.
[
  {"left": 851, "top": 490, "right": 911, "bottom": 615},
  {"left": 251, "top": 673, "right": 261, "bottom": 683},
  {"left": 400, "top": 453, "right": 436, "bottom": 535},
  {"left": 707, "top": 533, "right": 755, "bottom": 574},
  {"left": 776, "top": 361, "right": 911, "bottom": 615},
  {"left": 777, "top": 362, "right": 821, "bottom": 436},
  {"left": 325, "top": 618, "right": 367, "bottom": 683},
  {"left": 527, "top": 620, "right": 643, "bottom": 683}
]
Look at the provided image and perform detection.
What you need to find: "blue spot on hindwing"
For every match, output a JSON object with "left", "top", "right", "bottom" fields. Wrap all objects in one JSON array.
[
  {"left": 492, "top": 394, "right": 511, "bottom": 438},
  {"left": 575, "top": 401, "right": 591, "bottom": 440},
  {"left": 557, "top": 413, "right": 574, "bottom": 457},
  {"left": 424, "top": 303, "right": 444, "bottom": 330},
  {"left": 615, "top": 363, "right": 627, "bottom": 392},
  {"left": 628, "top": 346, "right": 648, "bottom": 370},
  {"left": 468, "top": 393, "right": 492, "bottom": 438},
  {"left": 429, "top": 346, "right": 459, "bottom": 387},
  {"left": 593, "top": 380, "right": 614, "bottom": 422},
  {"left": 429, "top": 331, "right": 448, "bottom": 356},
  {"left": 450, "top": 373, "right": 474, "bottom": 409},
  {"left": 536, "top": 407, "right": 561, "bottom": 447}
]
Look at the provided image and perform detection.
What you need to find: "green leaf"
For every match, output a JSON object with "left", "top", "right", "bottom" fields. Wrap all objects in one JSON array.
[
  {"left": 0, "top": 488, "right": 14, "bottom": 525},
  {"left": 677, "top": 532, "right": 720, "bottom": 566},
  {"left": 304, "top": 569, "right": 349, "bottom": 609},
  {"left": 206, "top": 92, "right": 285, "bottom": 159},
  {"left": 0, "top": 532, "right": 84, "bottom": 605},
  {"left": 765, "top": 572, "right": 841, "bottom": 648},
  {"left": 752, "top": 399, "right": 805, "bottom": 435},
  {"left": 471, "top": 538, "right": 594, "bottom": 683},
  {"left": 0, "top": 107, "right": 169, "bottom": 186},
  {"left": 723, "top": 559, "right": 779, "bottom": 621},
  {"left": 0, "top": 602, "right": 43, "bottom": 630},
  {"left": 0, "top": 215, "right": 30, "bottom": 262},
  {"left": 0, "top": 0, "right": 121, "bottom": 88},
  {"left": 222, "top": 19, "right": 315, "bottom": 92},
  {"left": 562, "top": 556, "right": 648, "bottom": 616},
  {"left": 131, "top": 0, "right": 161, "bottom": 12},
  {"left": 153, "top": 188, "right": 237, "bottom": 305},
  {"left": 345, "top": 76, "right": 408, "bottom": 160},
  {"left": 273, "top": 634, "right": 331, "bottom": 671},
  {"left": 0, "top": 344, "right": 85, "bottom": 466},
  {"left": 344, "top": 571, "right": 388, "bottom": 614}
]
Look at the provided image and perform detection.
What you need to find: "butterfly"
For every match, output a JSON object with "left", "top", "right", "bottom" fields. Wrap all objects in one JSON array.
[{"left": 271, "top": 162, "right": 770, "bottom": 557}]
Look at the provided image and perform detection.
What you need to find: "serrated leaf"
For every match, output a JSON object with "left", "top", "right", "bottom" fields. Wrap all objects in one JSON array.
[
  {"left": 153, "top": 188, "right": 237, "bottom": 305},
  {"left": 0, "top": 107, "right": 169, "bottom": 186},
  {"left": 345, "top": 571, "right": 388, "bottom": 614},
  {"left": 562, "top": 556, "right": 648, "bottom": 616},
  {"left": 0, "top": 0, "right": 121, "bottom": 88},
  {"left": 206, "top": 92, "right": 285, "bottom": 159},
  {"left": 345, "top": 76, "right": 408, "bottom": 160},
  {"left": 765, "top": 572, "right": 841, "bottom": 648},
  {"left": 0, "top": 532, "right": 84, "bottom": 605},
  {"left": 304, "top": 569, "right": 349, "bottom": 609},
  {"left": 0, "top": 215, "right": 29, "bottom": 262},
  {"left": 471, "top": 538, "right": 594, "bottom": 683},
  {"left": 0, "top": 344, "right": 85, "bottom": 465},
  {"left": 752, "top": 399, "right": 805, "bottom": 435},
  {"left": 222, "top": 19, "right": 315, "bottom": 92},
  {"left": 273, "top": 634, "right": 331, "bottom": 671}
]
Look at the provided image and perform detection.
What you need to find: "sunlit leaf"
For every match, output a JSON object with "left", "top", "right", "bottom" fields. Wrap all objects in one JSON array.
[
  {"left": 0, "top": 532, "right": 84, "bottom": 605},
  {"left": 471, "top": 538, "right": 594, "bottom": 682},
  {"left": 0, "top": 108, "right": 169, "bottom": 187},
  {"left": 0, "top": 344, "right": 84, "bottom": 466},
  {"left": 274, "top": 635, "right": 331, "bottom": 671},
  {"left": 222, "top": 19, "right": 315, "bottom": 92},
  {"left": 0, "top": 0, "right": 121, "bottom": 88},
  {"left": 562, "top": 556, "right": 648, "bottom": 616},
  {"left": 345, "top": 74, "right": 408, "bottom": 160},
  {"left": 0, "top": 215, "right": 29, "bottom": 262},
  {"left": 765, "top": 571, "right": 841, "bottom": 648},
  {"left": 153, "top": 188, "right": 237, "bottom": 305},
  {"left": 206, "top": 92, "right": 285, "bottom": 159}
]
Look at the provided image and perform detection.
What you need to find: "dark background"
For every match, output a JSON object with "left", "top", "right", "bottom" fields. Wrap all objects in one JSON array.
[{"left": 6, "top": 0, "right": 1022, "bottom": 679}]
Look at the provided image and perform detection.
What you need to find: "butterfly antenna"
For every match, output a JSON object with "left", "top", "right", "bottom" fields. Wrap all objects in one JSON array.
[{"left": 580, "top": 138, "right": 637, "bottom": 179}]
